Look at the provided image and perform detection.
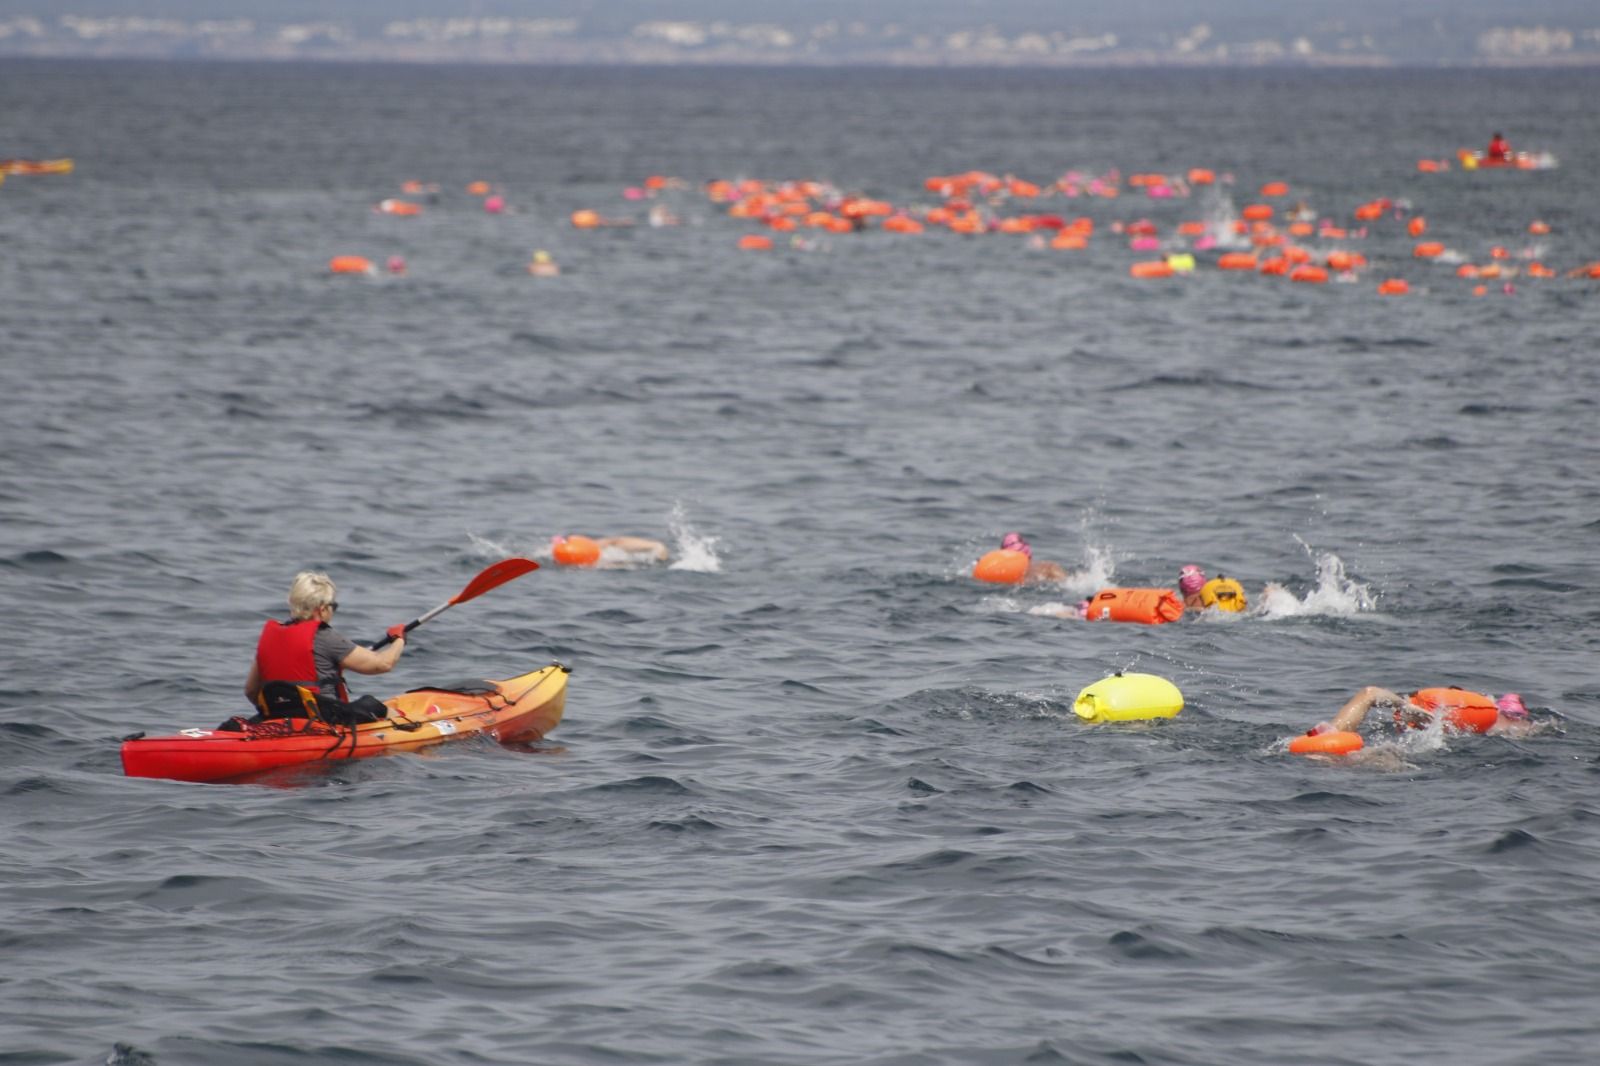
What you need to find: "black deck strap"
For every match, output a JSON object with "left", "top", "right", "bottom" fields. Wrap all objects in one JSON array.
[{"left": 403, "top": 681, "right": 496, "bottom": 696}]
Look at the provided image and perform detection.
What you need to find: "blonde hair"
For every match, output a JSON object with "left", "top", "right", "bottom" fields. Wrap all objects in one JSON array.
[{"left": 287, "top": 570, "right": 336, "bottom": 621}]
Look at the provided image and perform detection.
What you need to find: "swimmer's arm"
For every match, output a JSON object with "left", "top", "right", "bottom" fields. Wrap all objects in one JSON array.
[
  {"left": 596, "top": 536, "right": 668, "bottom": 560},
  {"left": 1027, "top": 561, "right": 1069, "bottom": 583},
  {"left": 1329, "top": 686, "right": 1404, "bottom": 732}
]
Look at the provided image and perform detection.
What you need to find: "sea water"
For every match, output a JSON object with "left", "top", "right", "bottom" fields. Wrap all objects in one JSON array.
[{"left": 2, "top": 60, "right": 1599, "bottom": 1066}]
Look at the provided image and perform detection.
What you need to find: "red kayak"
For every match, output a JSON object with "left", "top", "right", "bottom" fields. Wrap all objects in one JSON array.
[{"left": 121, "top": 664, "right": 569, "bottom": 784}]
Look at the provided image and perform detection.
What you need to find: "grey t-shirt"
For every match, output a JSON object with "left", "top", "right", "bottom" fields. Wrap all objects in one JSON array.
[{"left": 313, "top": 625, "right": 357, "bottom": 696}]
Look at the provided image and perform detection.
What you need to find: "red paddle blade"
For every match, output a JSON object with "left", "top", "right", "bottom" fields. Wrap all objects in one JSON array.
[{"left": 450, "top": 557, "right": 540, "bottom": 605}]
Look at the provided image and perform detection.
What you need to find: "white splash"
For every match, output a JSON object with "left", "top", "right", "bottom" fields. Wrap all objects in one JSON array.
[
  {"left": 467, "top": 531, "right": 532, "bottom": 561},
  {"left": 666, "top": 501, "right": 721, "bottom": 573},
  {"left": 1255, "top": 541, "right": 1376, "bottom": 619}
]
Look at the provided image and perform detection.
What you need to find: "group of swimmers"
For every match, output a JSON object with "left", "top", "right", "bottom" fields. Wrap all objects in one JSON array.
[
  {"left": 989, "top": 532, "right": 1547, "bottom": 742},
  {"left": 234, "top": 522, "right": 1546, "bottom": 749}
]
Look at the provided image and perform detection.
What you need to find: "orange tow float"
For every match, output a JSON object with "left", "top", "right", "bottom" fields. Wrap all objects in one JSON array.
[{"left": 1081, "top": 588, "right": 1184, "bottom": 624}]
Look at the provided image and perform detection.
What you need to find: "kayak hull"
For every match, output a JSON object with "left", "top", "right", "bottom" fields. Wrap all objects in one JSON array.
[{"left": 120, "top": 664, "right": 569, "bottom": 784}]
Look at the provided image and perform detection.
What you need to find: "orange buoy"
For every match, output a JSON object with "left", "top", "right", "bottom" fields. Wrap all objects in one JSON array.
[
  {"left": 1377, "top": 278, "right": 1410, "bottom": 296},
  {"left": 377, "top": 199, "right": 423, "bottom": 217},
  {"left": 1216, "top": 252, "right": 1259, "bottom": 270},
  {"left": 1289, "top": 265, "right": 1329, "bottom": 284},
  {"left": 1416, "top": 159, "right": 1443, "bottom": 173},
  {"left": 1527, "top": 262, "right": 1556, "bottom": 278},
  {"left": 1051, "top": 232, "right": 1088, "bottom": 250},
  {"left": 1408, "top": 217, "right": 1427, "bottom": 237},
  {"left": 1325, "top": 250, "right": 1366, "bottom": 272},
  {"left": 552, "top": 535, "right": 601, "bottom": 567},
  {"left": 1528, "top": 220, "right": 1550, "bottom": 235},
  {"left": 328, "top": 255, "right": 374, "bottom": 275},
  {"left": 466, "top": 181, "right": 492, "bottom": 196},
  {"left": 973, "top": 549, "right": 1029, "bottom": 585},
  {"left": 1457, "top": 264, "right": 1480, "bottom": 278},
  {"left": 1258, "top": 256, "right": 1290, "bottom": 276},
  {"left": 1289, "top": 731, "right": 1364, "bottom": 756},
  {"left": 1288, "top": 222, "right": 1315, "bottom": 237},
  {"left": 1408, "top": 688, "right": 1498, "bottom": 734},
  {"left": 571, "top": 209, "right": 601, "bottom": 229},
  {"left": 737, "top": 234, "right": 774, "bottom": 251},
  {"left": 1241, "top": 204, "right": 1275, "bottom": 221},
  {"left": 1187, "top": 168, "right": 1216, "bottom": 185},
  {"left": 1130, "top": 261, "right": 1175, "bottom": 279},
  {"left": 1413, "top": 241, "right": 1445, "bottom": 258},
  {"left": 1259, "top": 181, "right": 1289, "bottom": 197},
  {"left": 1082, "top": 588, "right": 1184, "bottom": 624},
  {"left": 1353, "top": 201, "right": 1387, "bottom": 222}
]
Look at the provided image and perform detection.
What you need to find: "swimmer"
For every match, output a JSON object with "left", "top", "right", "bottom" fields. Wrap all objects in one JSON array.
[
  {"left": 527, "top": 250, "right": 560, "bottom": 277},
  {"left": 1312, "top": 686, "right": 1538, "bottom": 739},
  {"left": 1486, "top": 131, "right": 1511, "bottom": 163},
  {"left": 1000, "top": 532, "right": 1069, "bottom": 584},
  {"left": 1177, "top": 564, "right": 1248, "bottom": 613},
  {"left": 552, "top": 534, "right": 669, "bottom": 566}
]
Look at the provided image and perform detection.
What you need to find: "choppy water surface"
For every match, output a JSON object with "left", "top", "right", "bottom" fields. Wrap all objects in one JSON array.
[{"left": 3, "top": 61, "right": 1600, "bottom": 1066}]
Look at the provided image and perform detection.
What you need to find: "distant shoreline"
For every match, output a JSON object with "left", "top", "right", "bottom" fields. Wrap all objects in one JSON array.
[{"left": 5, "top": 49, "right": 1600, "bottom": 69}]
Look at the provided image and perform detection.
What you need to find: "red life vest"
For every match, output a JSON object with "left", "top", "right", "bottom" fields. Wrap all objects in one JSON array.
[{"left": 255, "top": 619, "right": 348, "bottom": 702}]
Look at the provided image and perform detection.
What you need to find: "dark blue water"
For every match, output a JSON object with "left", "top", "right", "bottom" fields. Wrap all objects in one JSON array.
[{"left": 3, "top": 60, "right": 1600, "bottom": 1066}]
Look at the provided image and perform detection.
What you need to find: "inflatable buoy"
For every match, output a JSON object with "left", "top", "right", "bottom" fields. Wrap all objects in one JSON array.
[
  {"left": 1408, "top": 217, "right": 1427, "bottom": 238},
  {"left": 1074, "top": 672, "right": 1184, "bottom": 723},
  {"left": 1259, "top": 181, "right": 1289, "bottom": 198},
  {"left": 552, "top": 535, "right": 601, "bottom": 567},
  {"left": 1408, "top": 688, "right": 1498, "bottom": 733},
  {"left": 1082, "top": 588, "right": 1184, "bottom": 624},
  {"left": 1241, "top": 204, "right": 1275, "bottom": 221},
  {"left": 737, "top": 234, "right": 774, "bottom": 251},
  {"left": 1199, "top": 576, "right": 1247, "bottom": 612},
  {"left": 328, "top": 255, "right": 374, "bottom": 275},
  {"left": 1289, "top": 731, "right": 1364, "bottom": 756},
  {"left": 1290, "top": 265, "right": 1329, "bottom": 284},
  {"left": 1413, "top": 242, "right": 1445, "bottom": 259},
  {"left": 1216, "top": 252, "right": 1258, "bottom": 271},
  {"left": 1377, "top": 278, "right": 1410, "bottom": 296},
  {"left": 973, "top": 549, "right": 1029, "bottom": 585},
  {"left": 1129, "top": 261, "right": 1174, "bottom": 279}
]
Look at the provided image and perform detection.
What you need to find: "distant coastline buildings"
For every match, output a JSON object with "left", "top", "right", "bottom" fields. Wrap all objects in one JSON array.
[{"left": 2, "top": 14, "right": 1597, "bottom": 66}]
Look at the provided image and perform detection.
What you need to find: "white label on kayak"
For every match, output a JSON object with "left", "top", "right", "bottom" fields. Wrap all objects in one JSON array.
[
  {"left": 180, "top": 729, "right": 212, "bottom": 738},
  {"left": 434, "top": 720, "right": 457, "bottom": 735}
]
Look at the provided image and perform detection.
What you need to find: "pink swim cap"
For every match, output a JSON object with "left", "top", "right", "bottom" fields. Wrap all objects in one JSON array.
[
  {"left": 1178, "top": 564, "right": 1206, "bottom": 595},
  {"left": 1495, "top": 693, "right": 1529, "bottom": 719},
  {"left": 1000, "top": 532, "right": 1032, "bottom": 558}
]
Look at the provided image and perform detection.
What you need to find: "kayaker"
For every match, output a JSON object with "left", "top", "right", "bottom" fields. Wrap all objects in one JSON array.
[
  {"left": 1308, "top": 686, "right": 1538, "bottom": 739},
  {"left": 244, "top": 570, "right": 408, "bottom": 725},
  {"left": 1000, "top": 532, "right": 1069, "bottom": 584},
  {"left": 1486, "top": 132, "right": 1511, "bottom": 162}
]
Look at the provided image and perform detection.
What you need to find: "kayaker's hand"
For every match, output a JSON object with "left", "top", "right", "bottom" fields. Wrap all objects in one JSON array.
[{"left": 387, "top": 624, "right": 408, "bottom": 643}]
